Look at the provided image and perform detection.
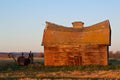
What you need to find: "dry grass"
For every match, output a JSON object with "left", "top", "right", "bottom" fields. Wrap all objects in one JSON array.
[{"left": 0, "top": 58, "right": 120, "bottom": 79}]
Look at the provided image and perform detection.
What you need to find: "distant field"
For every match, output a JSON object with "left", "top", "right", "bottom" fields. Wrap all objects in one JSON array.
[
  {"left": 0, "top": 57, "right": 11, "bottom": 60},
  {"left": 0, "top": 57, "right": 44, "bottom": 64}
]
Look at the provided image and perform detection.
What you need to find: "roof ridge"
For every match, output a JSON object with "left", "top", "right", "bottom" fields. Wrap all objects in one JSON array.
[{"left": 46, "top": 21, "right": 68, "bottom": 28}]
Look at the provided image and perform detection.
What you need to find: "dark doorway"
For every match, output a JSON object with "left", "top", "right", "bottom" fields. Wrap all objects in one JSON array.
[{"left": 74, "top": 56, "right": 82, "bottom": 65}]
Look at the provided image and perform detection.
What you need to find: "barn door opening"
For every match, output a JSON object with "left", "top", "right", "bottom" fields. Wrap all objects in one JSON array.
[{"left": 74, "top": 56, "right": 82, "bottom": 65}]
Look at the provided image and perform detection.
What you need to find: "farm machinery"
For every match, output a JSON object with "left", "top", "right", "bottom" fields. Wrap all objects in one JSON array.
[{"left": 8, "top": 51, "right": 34, "bottom": 66}]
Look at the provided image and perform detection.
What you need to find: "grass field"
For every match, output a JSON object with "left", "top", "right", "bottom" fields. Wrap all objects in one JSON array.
[
  {"left": 0, "top": 58, "right": 120, "bottom": 79},
  {"left": 109, "top": 58, "right": 120, "bottom": 65}
]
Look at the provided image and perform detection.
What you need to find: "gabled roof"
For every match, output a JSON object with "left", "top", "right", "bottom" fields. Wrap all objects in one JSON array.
[{"left": 42, "top": 20, "right": 111, "bottom": 46}]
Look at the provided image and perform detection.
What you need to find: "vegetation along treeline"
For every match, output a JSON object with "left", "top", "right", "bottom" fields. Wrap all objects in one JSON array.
[{"left": 109, "top": 51, "right": 120, "bottom": 58}]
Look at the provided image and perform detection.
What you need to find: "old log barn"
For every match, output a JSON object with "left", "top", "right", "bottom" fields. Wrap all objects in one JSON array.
[{"left": 42, "top": 20, "right": 111, "bottom": 66}]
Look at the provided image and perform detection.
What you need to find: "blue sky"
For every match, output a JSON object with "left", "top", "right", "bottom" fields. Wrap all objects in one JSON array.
[{"left": 0, "top": 0, "right": 120, "bottom": 52}]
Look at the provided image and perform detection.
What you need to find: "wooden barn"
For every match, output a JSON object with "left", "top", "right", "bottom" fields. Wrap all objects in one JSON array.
[{"left": 42, "top": 20, "right": 111, "bottom": 66}]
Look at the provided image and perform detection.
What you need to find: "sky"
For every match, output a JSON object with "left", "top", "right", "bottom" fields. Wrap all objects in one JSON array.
[{"left": 0, "top": 0, "right": 120, "bottom": 52}]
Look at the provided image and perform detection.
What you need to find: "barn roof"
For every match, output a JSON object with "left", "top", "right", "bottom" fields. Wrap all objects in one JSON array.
[{"left": 42, "top": 20, "right": 111, "bottom": 46}]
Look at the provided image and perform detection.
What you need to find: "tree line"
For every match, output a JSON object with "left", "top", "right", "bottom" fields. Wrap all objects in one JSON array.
[{"left": 109, "top": 51, "right": 120, "bottom": 59}]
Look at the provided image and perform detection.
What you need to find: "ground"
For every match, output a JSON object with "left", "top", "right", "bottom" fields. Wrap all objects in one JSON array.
[{"left": 0, "top": 58, "right": 120, "bottom": 79}]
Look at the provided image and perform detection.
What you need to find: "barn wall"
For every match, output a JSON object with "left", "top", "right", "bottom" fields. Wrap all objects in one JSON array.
[{"left": 44, "top": 45, "right": 108, "bottom": 66}]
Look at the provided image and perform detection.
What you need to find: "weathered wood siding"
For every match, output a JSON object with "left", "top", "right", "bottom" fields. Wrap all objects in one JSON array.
[{"left": 44, "top": 45, "right": 108, "bottom": 66}]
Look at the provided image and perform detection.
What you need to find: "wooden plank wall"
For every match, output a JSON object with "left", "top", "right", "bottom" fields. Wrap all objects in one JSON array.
[{"left": 44, "top": 45, "right": 108, "bottom": 66}]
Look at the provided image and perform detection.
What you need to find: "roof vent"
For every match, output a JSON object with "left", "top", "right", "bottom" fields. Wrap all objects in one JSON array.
[{"left": 72, "top": 21, "right": 84, "bottom": 29}]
